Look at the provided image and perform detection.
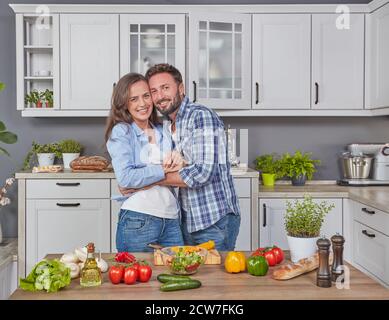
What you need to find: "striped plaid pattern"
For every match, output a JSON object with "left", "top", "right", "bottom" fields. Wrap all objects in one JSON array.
[{"left": 174, "top": 96, "right": 240, "bottom": 233}]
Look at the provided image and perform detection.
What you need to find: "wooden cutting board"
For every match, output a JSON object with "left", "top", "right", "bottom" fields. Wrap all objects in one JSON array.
[{"left": 153, "top": 249, "right": 221, "bottom": 266}]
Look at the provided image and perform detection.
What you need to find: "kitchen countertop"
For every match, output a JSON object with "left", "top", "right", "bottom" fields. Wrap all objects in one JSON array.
[
  {"left": 10, "top": 252, "right": 389, "bottom": 300},
  {"left": 0, "top": 238, "right": 18, "bottom": 270},
  {"left": 258, "top": 183, "right": 389, "bottom": 214},
  {"left": 15, "top": 167, "right": 259, "bottom": 179}
]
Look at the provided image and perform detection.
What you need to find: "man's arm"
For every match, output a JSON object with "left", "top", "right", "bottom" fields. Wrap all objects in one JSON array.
[{"left": 157, "top": 172, "right": 188, "bottom": 188}]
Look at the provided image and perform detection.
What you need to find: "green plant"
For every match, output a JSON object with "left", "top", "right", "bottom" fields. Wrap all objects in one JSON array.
[
  {"left": 281, "top": 150, "right": 321, "bottom": 180},
  {"left": 0, "top": 83, "right": 18, "bottom": 157},
  {"left": 43, "top": 89, "right": 53, "bottom": 107},
  {"left": 24, "top": 90, "right": 43, "bottom": 105},
  {"left": 23, "top": 141, "right": 61, "bottom": 169},
  {"left": 253, "top": 153, "right": 284, "bottom": 179},
  {"left": 284, "top": 195, "right": 335, "bottom": 238},
  {"left": 58, "top": 139, "right": 83, "bottom": 154}
]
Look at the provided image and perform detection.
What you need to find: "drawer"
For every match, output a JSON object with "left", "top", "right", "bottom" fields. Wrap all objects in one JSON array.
[
  {"left": 233, "top": 178, "right": 251, "bottom": 198},
  {"left": 351, "top": 200, "right": 389, "bottom": 236},
  {"left": 353, "top": 220, "right": 389, "bottom": 285},
  {"left": 26, "top": 179, "right": 110, "bottom": 199}
]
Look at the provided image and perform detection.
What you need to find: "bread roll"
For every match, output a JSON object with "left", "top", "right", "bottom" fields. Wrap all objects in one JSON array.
[{"left": 70, "top": 156, "right": 109, "bottom": 170}]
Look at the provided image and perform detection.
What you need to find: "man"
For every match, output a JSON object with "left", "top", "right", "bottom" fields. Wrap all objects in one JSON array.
[{"left": 123, "top": 64, "right": 241, "bottom": 251}]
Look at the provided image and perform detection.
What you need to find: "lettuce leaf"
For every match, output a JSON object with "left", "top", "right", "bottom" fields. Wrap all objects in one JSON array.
[{"left": 19, "top": 259, "right": 71, "bottom": 293}]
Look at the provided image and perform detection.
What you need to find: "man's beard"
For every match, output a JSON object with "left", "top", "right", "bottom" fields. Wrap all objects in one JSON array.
[{"left": 155, "top": 91, "right": 183, "bottom": 118}]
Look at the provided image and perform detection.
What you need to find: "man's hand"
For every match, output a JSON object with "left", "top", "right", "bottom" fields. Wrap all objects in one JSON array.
[{"left": 163, "top": 151, "right": 186, "bottom": 173}]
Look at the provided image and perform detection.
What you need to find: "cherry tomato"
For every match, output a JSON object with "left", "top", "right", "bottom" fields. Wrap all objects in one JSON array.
[
  {"left": 263, "top": 250, "right": 277, "bottom": 267},
  {"left": 137, "top": 264, "right": 152, "bottom": 282},
  {"left": 108, "top": 265, "right": 124, "bottom": 285},
  {"left": 124, "top": 267, "right": 138, "bottom": 285},
  {"left": 115, "top": 252, "right": 136, "bottom": 263},
  {"left": 271, "top": 246, "right": 284, "bottom": 264}
]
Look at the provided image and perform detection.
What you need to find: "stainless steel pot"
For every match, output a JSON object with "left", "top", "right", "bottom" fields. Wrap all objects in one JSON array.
[{"left": 341, "top": 152, "right": 373, "bottom": 179}]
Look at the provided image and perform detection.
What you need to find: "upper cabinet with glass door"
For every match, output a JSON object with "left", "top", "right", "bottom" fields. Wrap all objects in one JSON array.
[
  {"left": 189, "top": 13, "right": 251, "bottom": 109},
  {"left": 120, "top": 15, "right": 185, "bottom": 79}
]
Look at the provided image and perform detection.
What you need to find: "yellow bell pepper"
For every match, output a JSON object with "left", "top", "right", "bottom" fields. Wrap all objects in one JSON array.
[
  {"left": 197, "top": 240, "right": 215, "bottom": 250},
  {"left": 224, "top": 251, "right": 246, "bottom": 273}
]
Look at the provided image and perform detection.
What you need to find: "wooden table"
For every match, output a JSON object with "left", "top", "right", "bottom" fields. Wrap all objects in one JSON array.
[{"left": 10, "top": 253, "right": 389, "bottom": 300}]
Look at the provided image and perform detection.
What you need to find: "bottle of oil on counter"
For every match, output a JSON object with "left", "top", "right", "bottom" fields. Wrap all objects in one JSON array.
[{"left": 80, "top": 242, "right": 102, "bottom": 287}]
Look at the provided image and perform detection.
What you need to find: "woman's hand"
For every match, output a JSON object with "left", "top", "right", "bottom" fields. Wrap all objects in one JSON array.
[
  {"left": 163, "top": 151, "right": 186, "bottom": 173},
  {"left": 119, "top": 184, "right": 154, "bottom": 195}
]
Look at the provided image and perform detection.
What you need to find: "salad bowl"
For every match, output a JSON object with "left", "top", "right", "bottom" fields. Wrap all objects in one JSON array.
[{"left": 160, "top": 246, "right": 208, "bottom": 275}]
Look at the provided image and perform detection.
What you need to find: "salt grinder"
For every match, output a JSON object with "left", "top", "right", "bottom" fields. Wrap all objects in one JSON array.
[
  {"left": 331, "top": 234, "right": 345, "bottom": 282},
  {"left": 316, "top": 237, "right": 332, "bottom": 288}
]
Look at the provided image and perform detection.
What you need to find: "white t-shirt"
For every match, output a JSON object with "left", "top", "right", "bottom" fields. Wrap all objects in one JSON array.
[{"left": 121, "top": 143, "right": 179, "bottom": 219}]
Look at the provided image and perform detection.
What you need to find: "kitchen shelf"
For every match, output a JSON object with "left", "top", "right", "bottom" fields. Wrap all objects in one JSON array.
[{"left": 24, "top": 76, "right": 53, "bottom": 80}]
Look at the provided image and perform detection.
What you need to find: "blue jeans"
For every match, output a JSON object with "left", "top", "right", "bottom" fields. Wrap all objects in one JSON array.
[
  {"left": 116, "top": 209, "right": 184, "bottom": 252},
  {"left": 181, "top": 213, "right": 241, "bottom": 251}
]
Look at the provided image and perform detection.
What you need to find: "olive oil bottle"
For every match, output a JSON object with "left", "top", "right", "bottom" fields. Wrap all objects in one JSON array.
[{"left": 80, "top": 242, "right": 102, "bottom": 287}]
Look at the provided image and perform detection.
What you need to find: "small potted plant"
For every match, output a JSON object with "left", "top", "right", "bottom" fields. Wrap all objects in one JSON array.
[
  {"left": 43, "top": 89, "right": 53, "bottom": 108},
  {"left": 254, "top": 153, "right": 284, "bottom": 186},
  {"left": 23, "top": 141, "right": 62, "bottom": 169},
  {"left": 58, "top": 139, "right": 83, "bottom": 169},
  {"left": 24, "top": 90, "right": 43, "bottom": 108},
  {"left": 281, "top": 150, "right": 321, "bottom": 186},
  {"left": 284, "top": 195, "right": 335, "bottom": 262}
]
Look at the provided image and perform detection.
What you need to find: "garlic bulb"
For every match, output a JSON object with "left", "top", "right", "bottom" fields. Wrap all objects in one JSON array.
[
  {"left": 96, "top": 258, "right": 108, "bottom": 273},
  {"left": 78, "top": 261, "right": 85, "bottom": 270},
  {"left": 65, "top": 262, "right": 80, "bottom": 279},
  {"left": 74, "top": 247, "right": 87, "bottom": 262},
  {"left": 60, "top": 252, "right": 79, "bottom": 264}
]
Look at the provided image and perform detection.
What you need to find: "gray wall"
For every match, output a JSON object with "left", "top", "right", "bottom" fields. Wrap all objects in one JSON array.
[{"left": 0, "top": 0, "right": 386, "bottom": 238}]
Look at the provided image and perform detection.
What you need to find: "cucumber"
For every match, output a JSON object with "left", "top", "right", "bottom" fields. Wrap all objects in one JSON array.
[
  {"left": 160, "top": 279, "right": 202, "bottom": 292},
  {"left": 157, "top": 274, "right": 192, "bottom": 283}
]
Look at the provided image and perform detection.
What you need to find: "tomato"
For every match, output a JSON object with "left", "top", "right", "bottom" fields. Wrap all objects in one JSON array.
[
  {"left": 108, "top": 265, "right": 124, "bottom": 285},
  {"left": 124, "top": 267, "right": 138, "bottom": 285},
  {"left": 263, "top": 250, "right": 277, "bottom": 267},
  {"left": 115, "top": 252, "right": 136, "bottom": 263},
  {"left": 271, "top": 246, "right": 284, "bottom": 264},
  {"left": 137, "top": 264, "right": 152, "bottom": 282},
  {"left": 251, "top": 247, "right": 265, "bottom": 257}
]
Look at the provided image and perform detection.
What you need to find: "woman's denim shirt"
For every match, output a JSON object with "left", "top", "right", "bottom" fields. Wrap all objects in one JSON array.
[{"left": 107, "top": 121, "right": 172, "bottom": 189}]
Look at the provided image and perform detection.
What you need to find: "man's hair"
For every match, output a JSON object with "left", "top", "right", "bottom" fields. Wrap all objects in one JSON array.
[{"left": 145, "top": 63, "right": 183, "bottom": 85}]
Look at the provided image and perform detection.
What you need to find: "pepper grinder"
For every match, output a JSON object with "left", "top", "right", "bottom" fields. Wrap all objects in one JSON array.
[
  {"left": 316, "top": 237, "right": 332, "bottom": 288},
  {"left": 331, "top": 233, "right": 345, "bottom": 282}
]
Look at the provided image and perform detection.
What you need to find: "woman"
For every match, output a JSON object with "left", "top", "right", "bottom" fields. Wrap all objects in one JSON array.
[{"left": 105, "top": 73, "right": 184, "bottom": 252}]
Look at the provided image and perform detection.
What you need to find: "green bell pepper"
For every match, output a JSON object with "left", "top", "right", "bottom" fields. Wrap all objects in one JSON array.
[{"left": 247, "top": 255, "right": 269, "bottom": 276}]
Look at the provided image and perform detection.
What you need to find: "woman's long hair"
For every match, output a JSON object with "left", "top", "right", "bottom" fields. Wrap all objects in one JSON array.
[{"left": 104, "top": 73, "right": 159, "bottom": 142}]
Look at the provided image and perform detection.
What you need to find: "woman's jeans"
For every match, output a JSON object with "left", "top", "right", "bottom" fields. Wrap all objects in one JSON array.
[{"left": 116, "top": 209, "right": 184, "bottom": 252}]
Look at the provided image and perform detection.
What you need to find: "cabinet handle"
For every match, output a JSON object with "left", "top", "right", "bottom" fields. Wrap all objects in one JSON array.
[
  {"left": 56, "top": 183, "right": 80, "bottom": 187},
  {"left": 56, "top": 203, "right": 81, "bottom": 207},
  {"left": 193, "top": 81, "right": 197, "bottom": 102},
  {"left": 362, "top": 207, "right": 375, "bottom": 215},
  {"left": 263, "top": 203, "right": 267, "bottom": 227},
  {"left": 315, "top": 82, "right": 319, "bottom": 104},
  {"left": 362, "top": 230, "right": 376, "bottom": 238},
  {"left": 255, "top": 82, "right": 259, "bottom": 104}
]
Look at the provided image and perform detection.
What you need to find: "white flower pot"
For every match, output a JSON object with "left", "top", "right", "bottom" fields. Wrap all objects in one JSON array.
[
  {"left": 62, "top": 153, "right": 80, "bottom": 169},
  {"left": 37, "top": 153, "right": 55, "bottom": 166},
  {"left": 287, "top": 235, "right": 319, "bottom": 263}
]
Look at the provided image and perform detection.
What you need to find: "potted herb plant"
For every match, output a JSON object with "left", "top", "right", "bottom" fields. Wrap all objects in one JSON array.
[
  {"left": 254, "top": 153, "right": 284, "bottom": 186},
  {"left": 25, "top": 90, "right": 43, "bottom": 108},
  {"left": 23, "top": 141, "right": 62, "bottom": 169},
  {"left": 284, "top": 195, "right": 335, "bottom": 262},
  {"left": 58, "top": 139, "right": 83, "bottom": 169},
  {"left": 43, "top": 89, "right": 53, "bottom": 108},
  {"left": 281, "top": 150, "right": 321, "bottom": 186}
]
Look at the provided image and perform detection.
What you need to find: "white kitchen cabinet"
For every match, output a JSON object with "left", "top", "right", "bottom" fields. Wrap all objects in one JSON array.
[
  {"left": 235, "top": 198, "right": 251, "bottom": 251},
  {"left": 189, "top": 12, "right": 251, "bottom": 109},
  {"left": 259, "top": 198, "right": 343, "bottom": 249},
  {"left": 252, "top": 14, "right": 311, "bottom": 109},
  {"left": 60, "top": 14, "right": 119, "bottom": 110},
  {"left": 312, "top": 14, "right": 365, "bottom": 110},
  {"left": 0, "top": 261, "right": 17, "bottom": 300},
  {"left": 366, "top": 3, "right": 389, "bottom": 109},
  {"left": 26, "top": 199, "right": 110, "bottom": 274},
  {"left": 120, "top": 14, "right": 185, "bottom": 78}
]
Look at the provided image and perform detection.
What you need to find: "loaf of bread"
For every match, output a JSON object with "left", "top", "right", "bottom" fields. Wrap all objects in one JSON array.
[
  {"left": 272, "top": 253, "right": 333, "bottom": 280},
  {"left": 69, "top": 156, "right": 109, "bottom": 171}
]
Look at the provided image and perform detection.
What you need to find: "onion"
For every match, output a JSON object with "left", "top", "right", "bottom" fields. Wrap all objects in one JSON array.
[{"left": 60, "top": 252, "right": 79, "bottom": 264}]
